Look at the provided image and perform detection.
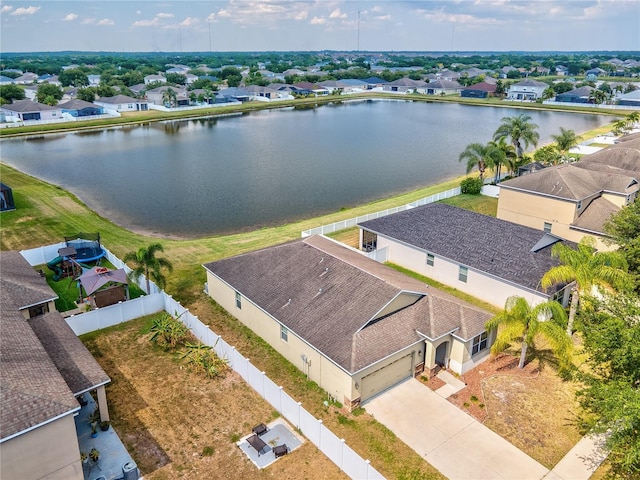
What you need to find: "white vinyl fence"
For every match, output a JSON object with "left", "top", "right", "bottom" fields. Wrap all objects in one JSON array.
[
  {"left": 19, "top": 244, "right": 385, "bottom": 480},
  {"left": 302, "top": 186, "right": 461, "bottom": 237}
]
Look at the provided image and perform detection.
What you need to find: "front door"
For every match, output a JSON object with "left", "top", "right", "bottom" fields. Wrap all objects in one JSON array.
[{"left": 435, "top": 342, "right": 448, "bottom": 368}]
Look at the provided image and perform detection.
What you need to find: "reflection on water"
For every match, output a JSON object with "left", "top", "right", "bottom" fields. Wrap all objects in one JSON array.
[{"left": 1, "top": 100, "right": 612, "bottom": 238}]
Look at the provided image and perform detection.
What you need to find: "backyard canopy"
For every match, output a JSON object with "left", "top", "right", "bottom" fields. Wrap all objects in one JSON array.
[{"left": 78, "top": 267, "right": 128, "bottom": 296}]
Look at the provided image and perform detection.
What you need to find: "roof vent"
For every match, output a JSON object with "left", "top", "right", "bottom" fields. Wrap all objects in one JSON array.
[{"left": 320, "top": 267, "right": 329, "bottom": 276}]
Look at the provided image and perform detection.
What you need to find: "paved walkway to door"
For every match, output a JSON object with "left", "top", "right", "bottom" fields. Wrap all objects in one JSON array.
[{"left": 365, "top": 378, "right": 549, "bottom": 480}]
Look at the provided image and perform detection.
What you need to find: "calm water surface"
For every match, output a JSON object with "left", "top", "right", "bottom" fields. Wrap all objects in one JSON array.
[{"left": 1, "top": 100, "right": 612, "bottom": 237}]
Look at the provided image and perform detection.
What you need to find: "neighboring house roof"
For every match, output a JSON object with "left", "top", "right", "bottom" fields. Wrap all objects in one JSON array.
[
  {"left": 510, "top": 79, "right": 548, "bottom": 88},
  {"left": 427, "top": 79, "right": 462, "bottom": 89},
  {"left": 359, "top": 203, "right": 570, "bottom": 294},
  {"left": 388, "top": 77, "right": 428, "bottom": 87},
  {"left": 557, "top": 86, "right": 595, "bottom": 97},
  {"left": 462, "top": 81, "right": 496, "bottom": 93},
  {"left": 203, "top": 235, "right": 491, "bottom": 373},
  {"left": 0, "top": 251, "right": 57, "bottom": 310},
  {"left": 571, "top": 197, "right": 620, "bottom": 234},
  {"left": 58, "top": 99, "right": 100, "bottom": 110},
  {"left": 95, "top": 94, "right": 145, "bottom": 104},
  {"left": 1, "top": 99, "right": 59, "bottom": 113}
]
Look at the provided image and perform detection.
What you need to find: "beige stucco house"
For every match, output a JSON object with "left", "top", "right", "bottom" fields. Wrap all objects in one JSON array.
[
  {"left": 203, "top": 235, "right": 493, "bottom": 408},
  {"left": 497, "top": 137, "right": 640, "bottom": 250},
  {"left": 358, "top": 203, "right": 572, "bottom": 309},
  {"left": 0, "top": 252, "right": 111, "bottom": 480}
]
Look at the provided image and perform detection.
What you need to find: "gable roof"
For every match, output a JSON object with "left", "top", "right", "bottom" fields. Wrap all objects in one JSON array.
[
  {"left": 58, "top": 99, "right": 100, "bottom": 110},
  {"left": 1, "top": 99, "right": 59, "bottom": 113},
  {"left": 203, "top": 236, "right": 491, "bottom": 373},
  {"left": 510, "top": 79, "right": 548, "bottom": 88},
  {"left": 571, "top": 197, "right": 620, "bottom": 234},
  {"left": 0, "top": 251, "right": 57, "bottom": 310},
  {"left": 95, "top": 94, "right": 145, "bottom": 104},
  {"left": 463, "top": 81, "right": 496, "bottom": 93},
  {"left": 359, "top": 203, "right": 571, "bottom": 294}
]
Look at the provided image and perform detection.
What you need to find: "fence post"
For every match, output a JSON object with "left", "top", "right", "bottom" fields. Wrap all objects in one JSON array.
[
  {"left": 340, "top": 438, "right": 345, "bottom": 470},
  {"left": 318, "top": 419, "right": 323, "bottom": 448}
]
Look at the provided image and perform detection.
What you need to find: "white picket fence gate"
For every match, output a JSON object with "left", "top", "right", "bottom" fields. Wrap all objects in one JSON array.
[{"left": 20, "top": 244, "right": 385, "bottom": 480}]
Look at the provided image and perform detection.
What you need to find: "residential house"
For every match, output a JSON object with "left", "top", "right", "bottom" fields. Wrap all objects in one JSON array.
[
  {"left": 425, "top": 79, "right": 462, "bottom": 95},
  {"left": 555, "top": 65, "right": 569, "bottom": 76},
  {"left": 555, "top": 86, "right": 596, "bottom": 104},
  {"left": 144, "top": 73, "right": 167, "bottom": 85},
  {"left": 145, "top": 86, "right": 190, "bottom": 106},
  {"left": 203, "top": 235, "right": 494, "bottom": 408},
  {"left": 436, "top": 69, "right": 461, "bottom": 81},
  {"left": 292, "top": 82, "right": 329, "bottom": 96},
  {"left": 13, "top": 72, "right": 38, "bottom": 84},
  {"left": 506, "top": 79, "right": 549, "bottom": 101},
  {"left": 0, "top": 75, "right": 14, "bottom": 85},
  {"left": 0, "top": 251, "right": 111, "bottom": 480},
  {"left": 460, "top": 81, "right": 496, "bottom": 98},
  {"left": 217, "top": 87, "right": 251, "bottom": 102},
  {"left": 0, "top": 99, "right": 63, "bottom": 122},
  {"left": 184, "top": 73, "right": 199, "bottom": 85},
  {"left": 360, "top": 77, "right": 387, "bottom": 90},
  {"left": 497, "top": 139, "right": 640, "bottom": 249},
  {"left": 282, "top": 68, "right": 306, "bottom": 77},
  {"left": 358, "top": 203, "right": 572, "bottom": 309},
  {"left": 244, "top": 85, "right": 292, "bottom": 101},
  {"left": 87, "top": 74, "right": 101, "bottom": 87},
  {"left": 94, "top": 94, "right": 149, "bottom": 112},
  {"left": 383, "top": 78, "right": 429, "bottom": 94},
  {"left": 58, "top": 99, "right": 105, "bottom": 117},
  {"left": 618, "top": 89, "right": 640, "bottom": 107}
]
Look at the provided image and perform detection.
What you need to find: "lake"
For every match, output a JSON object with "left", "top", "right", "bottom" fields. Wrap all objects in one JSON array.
[{"left": 0, "top": 99, "right": 613, "bottom": 238}]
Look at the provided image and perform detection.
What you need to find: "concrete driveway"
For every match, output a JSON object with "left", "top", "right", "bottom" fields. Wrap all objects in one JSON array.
[{"left": 365, "top": 378, "right": 549, "bottom": 480}]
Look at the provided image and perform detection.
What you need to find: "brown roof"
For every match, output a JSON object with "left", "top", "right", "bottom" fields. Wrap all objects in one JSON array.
[
  {"left": 0, "top": 251, "right": 57, "bottom": 310},
  {"left": 204, "top": 236, "right": 491, "bottom": 373},
  {"left": 571, "top": 197, "right": 620, "bottom": 234}
]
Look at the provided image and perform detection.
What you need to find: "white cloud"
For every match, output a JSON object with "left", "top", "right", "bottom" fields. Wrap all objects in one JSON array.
[
  {"left": 132, "top": 17, "right": 161, "bottom": 27},
  {"left": 329, "top": 8, "right": 347, "bottom": 19},
  {"left": 310, "top": 16, "right": 326, "bottom": 25},
  {"left": 11, "top": 5, "right": 40, "bottom": 16},
  {"left": 136, "top": 10, "right": 142, "bottom": 15},
  {"left": 96, "top": 18, "right": 114, "bottom": 26},
  {"left": 63, "top": 13, "right": 78, "bottom": 22},
  {"left": 294, "top": 10, "right": 308, "bottom": 21},
  {"left": 206, "top": 12, "right": 216, "bottom": 22},
  {"left": 180, "top": 17, "right": 199, "bottom": 27},
  {"left": 1, "top": 5, "right": 13, "bottom": 13},
  {"left": 156, "top": 13, "right": 174, "bottom": 18},
  {"left": 217, "top": 9, "right": 231, "bottom": 18}
]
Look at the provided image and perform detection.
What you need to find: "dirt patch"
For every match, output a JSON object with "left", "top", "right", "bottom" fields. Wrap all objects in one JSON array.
[
  {"left": 421, "top": 354, "right": 582, "bottom": 469},
  {"left": 52, "top": 195, "right": 86, "bottom": 213},
  {"left": 83, "top": 319, "right": 347, "bottom": 480}
]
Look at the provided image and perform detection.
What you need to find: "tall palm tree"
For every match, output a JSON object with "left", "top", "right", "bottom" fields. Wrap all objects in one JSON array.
[
  {"left": 541, "top": 237, "right": 629, "bottom": 336},
  {"left": 551, "top": 127, "right": 582, "bottom": 159},
  {"left": 485, "top": 296, "right": 572, "bottom": 371},
  {"left": 123, "top": 243, "right": 173, "bottom": 293},
  {"left": 458, "top": 142, "right": 503, "bottom": 180},
  {"left": 488, "top": 137, "right": 516, "bottom": 181},
  {"left": 493, "top": 114, "right": 540, "bottom": 158}
]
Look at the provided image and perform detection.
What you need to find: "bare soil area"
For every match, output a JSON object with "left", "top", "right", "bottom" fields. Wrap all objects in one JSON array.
[
  {"left": 420, "top": 354, "right": 582, "bottom": 469},
  {"left": 83, "top": 317, "right": 347, "bottom": 480}
]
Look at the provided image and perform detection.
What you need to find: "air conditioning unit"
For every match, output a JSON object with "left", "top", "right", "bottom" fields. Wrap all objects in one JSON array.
[{"left": 122, "top": 461, "right": 139, "bottom": 480}]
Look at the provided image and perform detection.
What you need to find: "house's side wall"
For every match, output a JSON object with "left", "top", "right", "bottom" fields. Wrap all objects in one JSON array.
[
  {"left": 601, "top": 192, "right": 628, "bottom": 208},
  {"left": 377, "top": 235, "right": 548, "bottom": 308},
  {"left": 448, "top": 336, "right": 493, "bottom": 374},
  {"left": 205, "top": 271, "right": 354, "bottom": 403},
  {"left": 0, "top": 415, "right": 83, "bottom": 480}
]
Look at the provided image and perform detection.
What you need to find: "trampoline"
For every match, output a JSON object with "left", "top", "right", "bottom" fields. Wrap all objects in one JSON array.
[{"left": 64, "top": 232, "right": 106, "bottom": 262}]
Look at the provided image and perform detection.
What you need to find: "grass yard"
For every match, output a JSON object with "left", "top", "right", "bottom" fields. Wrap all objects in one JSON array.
[
  {"left": 438, "top": 194, "right": 498, "bottom": 217},
  {"left": 83, "top": 312, "right": 444, "bottom": 480}
]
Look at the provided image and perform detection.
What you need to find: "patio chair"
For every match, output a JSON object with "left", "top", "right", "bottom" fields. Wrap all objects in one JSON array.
[
  {"left": 252, "top": 423, "right": 268, "bottom": 436},
  {"left": 274, "top": 444, "right": 289, "bottom": 458}
]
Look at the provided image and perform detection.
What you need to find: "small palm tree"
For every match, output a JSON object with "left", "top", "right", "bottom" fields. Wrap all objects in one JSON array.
[
  {"left": 493, "top": 113, "right": 540, "bottom": 158},
  {"left": 488, "top": 137, "right": 516, "bottom": 181},
  {"left": 123, "top": 243, "right": 173, "bottom": 293},
  {"left": 458, "top": 142, "right": 503, "bottom": 180},
  {"left": 485, "top": 296, "right": 572, "bottom": 371},
  {"left": 551, "top": 127, "right": 582, "bottom": 158},
  {"left": 541, "top": 237, "right": 629, "bottom": 336}
]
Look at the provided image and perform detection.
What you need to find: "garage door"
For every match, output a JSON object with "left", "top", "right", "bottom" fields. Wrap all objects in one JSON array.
[{"left": 360, "top": 353, "right": 413, "bottom": 402}]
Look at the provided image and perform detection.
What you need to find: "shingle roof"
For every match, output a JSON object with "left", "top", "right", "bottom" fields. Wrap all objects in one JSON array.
[
  {"left": 29, "top": 313, "right": 110, "bottom": 395},
  {"left": 511, "top": 79, "right": 548, "bottom": 88},
  {"left": 1, "top": 99, "right": 59, "bottom": 113},
  {"left": 463, "top": 81, "right": 496, "bottom": 93},
  {"left": 0, "top": 251, "right": 57, "bottom": 310},
  {"left": 571, "top": 197, "right": 620, "bottom": 234},
  {"left": 58, "top": 99, "right": 99, "bottom": 110},
  {"left": 203, "top": 236, "right": 491, "bottom": 373},
  {"left": 359, "top": 203, "right": 571, "bottom": 293},
  {"left": 96, "top": 94, "right": 144, "bottom": 104}
]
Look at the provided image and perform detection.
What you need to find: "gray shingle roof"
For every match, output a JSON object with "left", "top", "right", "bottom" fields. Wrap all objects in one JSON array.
[
  {"left": 0, "top": 251, "right": 57, "bottom": 310},
  {"left": 204, "top": 236, "right": 491, "bottom": 373},
  {"left": 1, "top": 99, "right": 59, "bottom": 113},
  {"left": 359, "top": 203, "right": 571, "bottom": 293}
]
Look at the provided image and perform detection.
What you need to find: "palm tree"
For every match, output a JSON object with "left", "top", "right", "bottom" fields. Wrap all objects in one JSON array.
[
  {"left": 162, "top": 88, "right": 177, "bottom": 108},
  {"left": 485, "top": 296, "right": 572, "bottom": 371},
  {"left": 541, "top": 87, "right": 556, "bottom": 101},
  {"left": 626, "top": 111, "right": 639, "bottom": 129},
  {"left": 458, "top": 142, "right": 503, "bottom": 180},
  {"left": 611, "top": 119, "right": 630, "bottom": 136},
  {"left": 541, "top": 237, "right": 629, "bottom": 336},
  {"left": 493, "top": 114, "right": 540, "bottom": 158},
  {"left": 551, "top": 127, "right": 582, "bottom": 159},
  {"left": 533, "top": 145, "right": 562, "bottom": 166},
  {"left": 589, "top": 89, "right": 606, "bottom": 105},
  {"left": 123, "top": 243, "right": 173, "bottom": 293},
  {"left": 488, "top": 137, "right": 516, "bottom": 181}
]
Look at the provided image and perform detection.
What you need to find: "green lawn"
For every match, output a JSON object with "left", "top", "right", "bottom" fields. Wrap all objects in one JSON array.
[{"left": 438, "top": 194, "right": 498, "bottom": 216}]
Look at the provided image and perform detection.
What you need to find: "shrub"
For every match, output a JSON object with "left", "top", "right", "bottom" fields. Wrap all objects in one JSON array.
[
  {"left": 460, "top": 177, "right": 483, "bottom": 195},
  {"left": 149, "top": 312, "right": 189, "bottom": 351},
  {"left": 180, "top": 342, "right": 229, "bottom": 379}
]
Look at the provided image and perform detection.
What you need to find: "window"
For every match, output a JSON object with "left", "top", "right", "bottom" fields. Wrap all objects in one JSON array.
[
  {"left": 458, "top": 265, "right": 468, "bottom": 283},
  {"left": 280, "top": 325, "right": 288, "bottom": 342},
  {"left": 426, "top": 253, "right": 435, "bottom": 267},
  {"left": 235, "top": 291, "right": 242, "bottom": 309},
  {"left": 472, "top": 332, "right": 488, "bottom": 355},
  {"left": 543, "top": 222, "right": 552, "bottom": 233}
]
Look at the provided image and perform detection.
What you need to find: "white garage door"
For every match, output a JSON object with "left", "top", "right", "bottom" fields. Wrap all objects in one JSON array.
[{"left": 360, "top": 353, "right": 413, "bottom": 402}]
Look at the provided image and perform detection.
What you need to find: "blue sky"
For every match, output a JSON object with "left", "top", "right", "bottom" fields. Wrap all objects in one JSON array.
[{"left": 1, "top": 1, "right": 639, "bottom": 53}]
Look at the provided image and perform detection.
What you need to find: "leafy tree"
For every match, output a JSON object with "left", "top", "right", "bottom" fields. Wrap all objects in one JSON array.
[
  {"left": 77, "top": 87, "right": 96, "bottom": 102},
  {"left": 551, "top": 127, "right": 582, "bottom": 157},
  {"left": 494, "top": 80, "right": 505, "bottom": 97},
  {"left": 58, "top": 68, "right": 89, "bottom": 87},
  {"left": 604, "top": 200, "right": 640, "bottom": 291},
  {"left": 0, "top": 84, "right": 25, "bottom": 103},
  {"left": 493, "top": 114, "right": 540, "bottom": 158},
  {"left": 541, "top": 237, "right": 630, "bottom": 336},
  {"left": 123, "top": 243, "right": 173, "bottom": 293},
  {"left": 458, "top": 142, "right": 503, "bottom": 180},
  {"left": 36, "top": 84, "right": 63, "bottom": 104},
  {"left": 576, "top": 292, "right": 640, "bottom": 478},
  {"left": 533, "top": 145, "right": 562, "bottom": 165},
  {"left": 485, "top": 296, "right": 572, "bottom": 371},
  {"left": 553, "top": 81, "right": 575, "bottom": 94},
  {"left": 96, "top": 84, "right": 116, "bottom": 98},
  {"left": 165, "top": 73, "right": 187, "bottom": 85}
]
